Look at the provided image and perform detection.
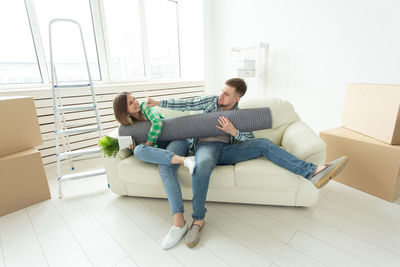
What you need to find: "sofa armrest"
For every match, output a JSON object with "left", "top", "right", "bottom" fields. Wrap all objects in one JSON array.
[
  {"left": 116, "top": 148, "right": 132, "bottom": 160},
  {"left": 103, "top": 151, "right": 130, "bottom": 195},
  {"left": 281, "top": 121, "right": 326, "bottom": 164}
]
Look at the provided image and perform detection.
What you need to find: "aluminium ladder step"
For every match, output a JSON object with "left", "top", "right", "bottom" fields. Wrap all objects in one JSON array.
[
  {"left": 54, "top": 83, "right": 90, "bottom": 88},
  {"left": 57, "top": 147, "right": 101, "bottom": 160},
  {"left": 56, "top": 125, "right": 99, "bottom": 135},
  {"left": 65, "top": 123, "right": 97, "bottom": 128},
  {"left": 58, "top": 168, "right": 106, "bottom": 182},
  {"left": 55, "top": 104, "right": 96, "bottom": 113}
]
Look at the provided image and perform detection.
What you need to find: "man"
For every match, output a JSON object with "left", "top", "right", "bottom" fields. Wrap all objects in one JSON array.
[{"left": 146, "top": 78, "right": 348, "bottom": 249}]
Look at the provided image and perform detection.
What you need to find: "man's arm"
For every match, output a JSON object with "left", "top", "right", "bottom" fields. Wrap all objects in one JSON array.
[
  {"left": 234, "top": 130, "right": 255, "bottom": 142},
  {"left": 146, "top": 95, "right": 217, "bottom": 111}
]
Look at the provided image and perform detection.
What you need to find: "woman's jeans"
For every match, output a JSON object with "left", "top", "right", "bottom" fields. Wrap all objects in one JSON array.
[
  {"left": 134, "top": 143, "right": 175, "bottom": 166},
  {"left": 134, "top": 140, "right": 190, "bottom": 217},
  {"left": 134, "top": 138, "right": 316, "bottom": 221}
]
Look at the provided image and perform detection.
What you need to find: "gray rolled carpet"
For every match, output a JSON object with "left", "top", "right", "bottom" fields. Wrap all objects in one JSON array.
[{"left": 118, "top": 107, "right": 272, "bottom": 144}]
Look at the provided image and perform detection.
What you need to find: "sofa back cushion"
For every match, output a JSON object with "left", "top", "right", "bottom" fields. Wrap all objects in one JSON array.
[
  {"left": 239, "top": 98, "right": 300, "bottom": 145},
  {"left": 153, "top": 106, "right": 192, "bottom": 118}
]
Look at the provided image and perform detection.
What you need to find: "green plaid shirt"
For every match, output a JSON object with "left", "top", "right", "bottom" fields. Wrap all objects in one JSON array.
[{"left": 140, "top": 102, "right": 164, "bottom": 144}]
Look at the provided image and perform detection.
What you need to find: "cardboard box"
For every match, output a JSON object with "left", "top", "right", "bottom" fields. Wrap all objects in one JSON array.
[
  {"left": 0, "top": 148, "right": 50, "bottom": 217},
  {"left": 342, "top": 83, "right": 400, "bottom": 145},
  {"left": 320, "top": 127, "right": 400, "bottom": 202},
  {"left": 0, "top": 96, "right": 43, "bottom": 158}
]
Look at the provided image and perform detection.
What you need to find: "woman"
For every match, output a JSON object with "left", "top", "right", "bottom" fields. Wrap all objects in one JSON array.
[
  {"left": 113, "top": 92, "right": 195, "bottom": 173},
  {"left": 114, "top": 92, "right": 194, "bottom": 249}
]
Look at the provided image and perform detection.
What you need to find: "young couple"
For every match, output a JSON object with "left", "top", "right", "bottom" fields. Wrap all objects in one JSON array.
[{"left": 113, "top": 78, "right": 348, "bottom": 250}]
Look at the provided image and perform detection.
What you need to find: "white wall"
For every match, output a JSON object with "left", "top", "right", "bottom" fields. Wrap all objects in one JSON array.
[{"left": 204, "top": 0, "right": 400, "bottom": 133}]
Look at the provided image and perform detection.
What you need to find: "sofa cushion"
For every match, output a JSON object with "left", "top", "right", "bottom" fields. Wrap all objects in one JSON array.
[
  {"left": 118, "top": 156, "right": 235, "bottom": 188},
  {"left": 234, "top": 157, "right": 303, "bottom": 189},
  {"left": 117, "top": 154, "right": 310, "bottom": 190},
  {"left": 177, "top": 164, "right": 235, "bottom": 188},
  {"left": 253, "top": 124, "right": 287, "bottom": 145}
]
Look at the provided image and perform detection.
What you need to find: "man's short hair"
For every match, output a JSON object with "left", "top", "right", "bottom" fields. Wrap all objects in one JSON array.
[{"left": 225, "top": 78, "right": 247, "bottom": 97}]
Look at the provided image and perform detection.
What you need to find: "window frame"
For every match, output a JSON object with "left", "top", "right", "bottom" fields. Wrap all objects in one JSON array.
[
  {"left": 0, "top": 0, "right": 182, "bottom": 89},
  {"left": 25, "top": 0, "right": 49, "bottom": 84}
]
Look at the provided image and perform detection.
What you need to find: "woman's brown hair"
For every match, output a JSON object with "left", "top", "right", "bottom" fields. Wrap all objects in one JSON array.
[
  {"left": 113, "top": 92, "right": 146, "bottom": 126},
  {"left": 113, "top": 92, "right": 132, "bottom": 125}
]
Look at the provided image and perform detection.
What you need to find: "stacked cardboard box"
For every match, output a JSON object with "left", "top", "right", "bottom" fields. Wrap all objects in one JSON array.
[
  {"left": 0, "top": 96, "right": 50, "bottom": 217},
  {"left": 320, "top": 83, "right": 400, "bottom": 202},
  {"left": 341, "top": 83, "right": 400, "bottom": 145}
]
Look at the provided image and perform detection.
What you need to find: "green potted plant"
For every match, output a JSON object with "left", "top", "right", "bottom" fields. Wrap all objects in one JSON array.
[{"left": 98, "top": 136, "right": 119, "bottom": 158}]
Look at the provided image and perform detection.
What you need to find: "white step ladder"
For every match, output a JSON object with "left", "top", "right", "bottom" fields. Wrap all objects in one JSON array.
[{"left": 49, "top": 18, "right": 105, "bottom": 198}]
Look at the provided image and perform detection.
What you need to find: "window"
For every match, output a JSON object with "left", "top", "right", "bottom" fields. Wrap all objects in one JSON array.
[
  {"left": 0, "top": 0, "right": 181, "bottom": 86},
  {"left": 103, "top": 0, "right": 181, "bottom": 81},
  {"left": 144, "top": 0, "right": 180, "bottom": 79},
  {"left": 102, "top": 0, "right": 145, "bottom": 81},
  {"left": 0, "top": 0, "right": 42, "bottom": 84}
]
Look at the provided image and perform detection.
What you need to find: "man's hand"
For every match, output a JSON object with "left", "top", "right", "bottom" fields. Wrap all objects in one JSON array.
[
  {"left": 216, "top": 116, "right": 238, "bottom": 136},
  {"left": 146, "top": 97, "right": 161, "bottom": 107}
]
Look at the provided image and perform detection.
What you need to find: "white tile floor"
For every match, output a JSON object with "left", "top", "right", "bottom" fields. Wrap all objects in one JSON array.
[{"left": 1, "top": 159, "right": 400, "bottom": 267}]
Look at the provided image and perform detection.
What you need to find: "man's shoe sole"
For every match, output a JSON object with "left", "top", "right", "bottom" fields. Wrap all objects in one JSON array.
[
  {"left": 315, "top": 156, "right": 349, "bottom": 189},
  {"left": 186, "top": 239, "right": 200, "bottom": 248},
  {"left": 185, "top": 223, "right": 203, "bottom": 248}
]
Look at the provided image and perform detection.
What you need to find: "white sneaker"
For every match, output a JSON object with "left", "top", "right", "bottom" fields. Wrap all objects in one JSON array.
[
  {"left": 161, "top": 223, "right": 188, "bottom": 250},
  {"left": 183, "top": 156, "right": 196, "bottom": 175}
]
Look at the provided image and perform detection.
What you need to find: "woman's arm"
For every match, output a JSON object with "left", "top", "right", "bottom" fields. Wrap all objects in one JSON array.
[{"left": 140, "top": 103, "right": 163, "bottom": 145}]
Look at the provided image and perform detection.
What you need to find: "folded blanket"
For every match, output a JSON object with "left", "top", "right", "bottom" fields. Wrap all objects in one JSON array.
[{"left": 119, "top": 107, "right": 272, "bottom": 144}]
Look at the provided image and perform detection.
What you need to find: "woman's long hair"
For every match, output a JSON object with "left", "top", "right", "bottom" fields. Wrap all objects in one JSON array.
[{"left": 113, "top": 92, "right": 145, "bottom": 125}]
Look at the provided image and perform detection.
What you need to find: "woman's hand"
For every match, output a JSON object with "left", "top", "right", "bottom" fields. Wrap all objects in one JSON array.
[
  {"left": 128, "top": 137, "right": 136, "bottom": 149},
  {"left": 146, "top": 97, "right": 161, "bottom": 107},
  {"left": 216, "top": 116, "right": 238, "bottom": 136},
  {"left": 144, "top": 141, "right": 154, "bottom": 146}
]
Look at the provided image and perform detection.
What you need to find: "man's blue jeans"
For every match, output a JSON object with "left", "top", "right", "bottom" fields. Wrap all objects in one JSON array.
[
  {"left": 134, "top": 138, "right": 317, "bottom": 221},
  {"left": 191, "top": 138, "right": 317, "bottom": 220}
]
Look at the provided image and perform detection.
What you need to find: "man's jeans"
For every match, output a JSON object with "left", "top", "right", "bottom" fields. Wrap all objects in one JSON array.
[
  {"left": 134, "top": 138, "right": 316, "bottom": 221},
  {"left": 191, "top": 138, "right": 317, "bottom": 220}
]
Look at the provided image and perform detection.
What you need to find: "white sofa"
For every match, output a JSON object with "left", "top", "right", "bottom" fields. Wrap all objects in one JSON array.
[{"left": 104, "top": 98, "right": 326, "bottom": 207}]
